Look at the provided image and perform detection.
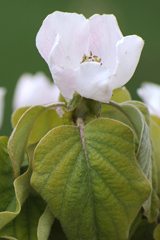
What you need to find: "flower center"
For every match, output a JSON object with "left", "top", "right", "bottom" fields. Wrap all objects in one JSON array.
[{"left": 81, "top": 51, "right": 102, "bottom": 64}]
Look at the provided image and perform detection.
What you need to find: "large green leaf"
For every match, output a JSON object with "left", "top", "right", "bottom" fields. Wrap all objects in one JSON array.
[
  {"left": 0, "top": 137, "right": 30, "bottom": 230},
  {"left": 8, "top": 105, "right": 72, "bottom": 177},
  {"left": 0, "top": 195, "right": 45, "bottom": 240},
  {"left": 31, "top": 118, "right": 151, "bottom": 240}
]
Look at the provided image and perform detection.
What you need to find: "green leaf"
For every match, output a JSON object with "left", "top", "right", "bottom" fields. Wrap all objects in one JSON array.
[
  {"left": 111, "top": 87, "right": 131, "bottom": 103},
  {"left": 11, "top": 107, "right": 29, "bottom": 128},
  {"left": 8, "top": 105, "right": 72, "bottom": 177},
  {"left": 28, "top": 108, "right": 72, "bottom": 146},
  {"left": 152, "top": 116, "right": 160, "bottom": 125},
  {"left": 31, "top": 118, "right": 151, "bottom": 240},
  {"left": 148, "top": 117, "right": 160, "bottom": 222},
  {"left": 101, "top": 102, "right": 152, "bottom": 178},
  {"left": 153, "top": 224, "right": 160, "bottom": 240},
  {"left": 0, "top": 137, "right": 30, "bottom": 230},
  {"left": 8, "top": 106, "right": 45, "bottom": 177},
  {"left": 150, "top": 117, "right": 160, "bottom": 196},
  {"left": 127, "top": 101, "right": 150, "bottom": 126},
  {"left": 102, "top": 101, "right": 156, "bottom": 221},
  {"left": 0, "top": 137, "right": 14, "bottom": 213},
  {"left": 125, "top": 101, "right": 160, "bottom": 222},
  {"left": 37, "top": 206, "right": 54, "bottom": 240},
  {"left": 0, "top": 195, "right": 45, "bottom": 240}
]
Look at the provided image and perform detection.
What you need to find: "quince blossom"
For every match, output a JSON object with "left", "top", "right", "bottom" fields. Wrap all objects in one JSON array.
[
  {"left": 13, "top": 72, "right": 60, "bottom": 110},
  {"left": 0, "top": 87, "right": 6, "bottom": 129},
  {"left": 137, "top": 83, "right": 160, "bottom": 117},
  {"left": 36, "top": 11, "right": 144, "bottom": 103}
]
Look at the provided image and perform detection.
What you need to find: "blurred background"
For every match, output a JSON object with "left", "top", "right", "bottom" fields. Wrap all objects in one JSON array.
[{"left": 0, "top": 0, "right": 160, "bottom": 135}]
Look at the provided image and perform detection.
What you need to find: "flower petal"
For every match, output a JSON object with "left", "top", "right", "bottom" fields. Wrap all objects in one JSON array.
[
  {"left": 89, "top": 14, "right": 123, "bottom": 70},
  {"left": 75, "top": 62, "right": 112, "bottom": 102},
  {"left": 110, "top": 35, "right": 144, "bottom": 89},
  {"left": 137, "top": 83, "right": 160, "bottom": 117},
  {"left": 50, "top": 65, "right": 76, "bottom": 99},
  {"left": 13, "top": 73, "right": 60, "bottom": 110},
  {"left": 36, "top": 11, "right": 89, "bottom": 68}
]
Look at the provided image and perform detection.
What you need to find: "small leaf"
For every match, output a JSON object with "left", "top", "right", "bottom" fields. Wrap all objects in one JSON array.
[
  {"left": 8, "top": 106, "right": 45, "bottom": 177},
  {"left": 111, "top": 87, "right": 131, "bottom": 103},
  {"left": 8, "top": 105, "right": 72, "bottom": 177},
  {"left": 31, "top": 118, "right": 151, "bottom": 240}
]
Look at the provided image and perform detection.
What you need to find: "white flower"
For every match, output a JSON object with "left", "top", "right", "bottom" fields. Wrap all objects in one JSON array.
[
  {"left": 137, "top": 83, "right": 160, "bottom": 117},
  {"left": 0, "top": 87, "right": 6, "bottom": 129},
  {"left": 36, "top": 11, "right": 144, "bottom": 103},
  {"left": 13, "top": 72, "right": 60, "bottom": 110}
]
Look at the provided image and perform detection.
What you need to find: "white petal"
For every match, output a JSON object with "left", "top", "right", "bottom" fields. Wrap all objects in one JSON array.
[
  {"left": 89, "top": 14, "right": 123, "bottom": 70},
  {"left": 13, "top": 72, "right": 60, "bottom": 110},
  {"left": 137, "top": 83, "right": 160, "bottom": 117},
  {"left": 110, "top": 35, "right": 144, "bottom": 89},
  {"left": 75, "top": 62, "right": 112, "bottom": 103},
  {"left": 36, "top": 11, "right": 89, "bottom": 68},
  {"left": 0, "top": 87, "right": 6, "bottom": 129},
  {"left": 50, "top": 65, "right": 76, "bottom": 99}
]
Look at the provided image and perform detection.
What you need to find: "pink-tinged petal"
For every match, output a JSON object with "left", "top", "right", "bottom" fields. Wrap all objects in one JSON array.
[
  {"left": 13, "top": 73, "right": 60, "bottom": 110},
  {"left": 137, "top": 83, "right": 160, "bottom": 117},
  {"left": 110, "top": 35, "right": 144, "bottom": 89},
  {"left": 36, "top": 11, "right": 89, "bottom": 68},
  {"left": 75, "top": 62, "right": 112, "bottom": 102},
  {"left": 0, "top": 87, "right": 6, "bottom": 129},
  {"left": 89, "top": 14, "right": 123, "bottom": 70},
  {"left": 50, "top": 65, "right": 77, "bottom": 99}
]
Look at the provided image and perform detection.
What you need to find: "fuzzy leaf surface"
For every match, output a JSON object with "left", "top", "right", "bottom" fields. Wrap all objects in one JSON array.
[{"left": 31, "top": 118, "right": 151, "bottom": 240}]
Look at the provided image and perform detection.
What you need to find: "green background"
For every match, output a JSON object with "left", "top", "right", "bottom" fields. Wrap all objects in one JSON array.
[{"left": 0, "top": 0, "right": 159, "bottom": 135}]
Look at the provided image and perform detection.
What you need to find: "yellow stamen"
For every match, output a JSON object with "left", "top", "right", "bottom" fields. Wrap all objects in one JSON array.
[{"left": 81, "top": 51, "right": 102, "bottom": 64}]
